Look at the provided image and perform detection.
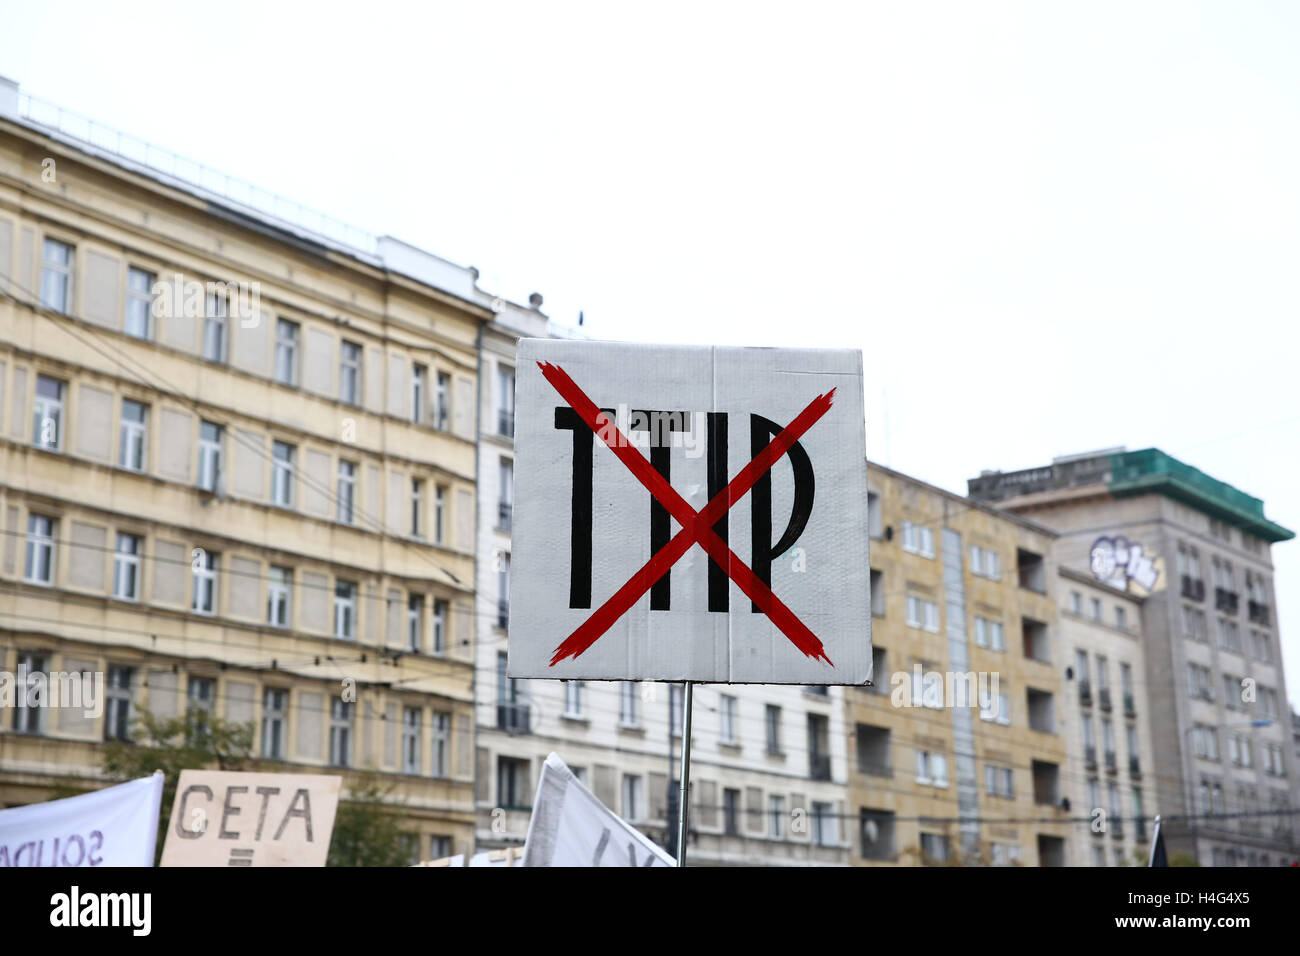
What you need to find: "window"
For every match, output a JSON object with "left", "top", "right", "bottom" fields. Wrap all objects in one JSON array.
[
  {"left": 866, "top": 492, "right": 882, "bottom": 538},
  {"left": 980, "top": 688, "right": 1011, "bottom": 725},
  {"left": 719, "top": 694, "right": 737, "bottom": 745},
  {"left": 274, "top": 318, "right": 299, "bottom": 385},
  {"left": 498, "top": 458, "right": 514, "bottom": 531},
  {"left": 975, "top": 616, "right": 1003, "bottom": 650},
  {"left": 262, "top": 688, "right": 287, "bottom": 759},
  {"left": 1070, "top": 591, "right": 1082, "bottom": 614},
  {"left": 407, "top": 594, "right": 423, "bottom": 652},
  {"left": 198, "top": 421, "right": 223, "bottom": 492},
  {"left": 434, "top": 371, "right": 451, "bottom": 430},
  {"left": 261, "top": 565, "right": 290, "bottom": 627},
  {"left": 498, "top": 366, "right": 515, "bottom": 437},
  {"left": 24, "top": 514, "right": 55, "bottom": 585},
  {"left": 33, "top": 375, "right": 65, "bottom": 451},
  {"left": 901, "top": 520, "right": 934, "bottom": 558},
  {"left": 1182, "top": 606, "right": 1207, "bottom": 641},
  {"left": 119, "top": 399, "right": 148, "bottom": 471},
  {"left": 187, "top": 676, "right": 215, "bottom": 744},
  {"left": 765, "top": 704, "right": 782, "bottom": 754},
  {"left": 970, "top": 545, "right": 1000, "bottom": 579},
  {"left": 622, "top": 775, "right": 643, "bottom": 822},
  {"left": 1251, "top": 628, "right": 1272, "bottom": 663},
  {"left": 1191, "top": 725, "right": 1219, "bottom": 761},
  {"left": 498, "top": 757, "right": 529, "bottom": 809},
  {"left": 1115, "top": 606, "right": 1126, "bottom": 629},
  {"left": 334, "top": 581, "right": 356, "bottom": 639},
  {"left": 915, "top": 750, "right": 948, "bottom": 787},
  {"left": 1216, "top": 617, "right": 1241, "bottom": 653},
  {"left": 1187, "top": 663, "right": 1214, "bottom": 701},
  {"left": 1090, "top": 597, "right": 1101, "bottom": 621},
  {"left": 411, "top": 478, "right": 424, "bottom": 537},
  {"left": 402, "top": 707, "right": 422, "bottom": 775},
  {"left": 12, "top": 652, "right": 48, "bottom": 733},
  {"left": 113, "top": 532, "right": 142, "bottom": 600},
  {"left": 340, "top": 341, "right": 362, "bottom": 405},
  {"left": 412, "top": 364, "right": 427, "bottom": 424},
  {"left": 496, "top": 652, "right": 528, "bottom": 732},
  {"left": 203, "top": 289, "right": 228, "bottom": 363},
  {"left": 271, "top": 441, "right": 295, "bottom": 508},
  {"left": 497, "top": 551, "right": 510, "bottom": 628},
  {"left": 105, "top": 666, "right": 134, "bottom": 741},
  {"left": 329, "top": 699, "right": 353, "bottom": 767},
  {"left": 432, "top": 599, "right": 447, "bottom": 655},
  {"left": 434, "top": 485, "right": 446, "bottom": 544},
  {"left": 337, "top": 461, "right": 356, "bottom": 524},
  {"left": 125, "top": 267, "right": 155, "bottom": 338},
  {"left": 1258, "top": 686, "right": 1280, "bottom": 720},
  {"left": 920, "top": 832, "right": 949, "bottom": 863},
  {"left": 432, "top": 711, "right": 450, "bottom": 777},
  {"left": 905, "top": 595, "right": 939, "bottom": 632},
  {"left": 812, "top": 801, "right": 836, "bottom": 846},
  {"left": 192, "top": 549, "right": 218, "bottom": 614},
  {"left": 40, "top": 238, "right": 73, "bottom": 313},
  {"left": 619, "top": 682, "right": 639, "bottom": 727},
  {"left": 870, "top": 569, "right": 884, "bottom": 616},
  {"left": 984, "top": 764, "right": 1013, "bottom": 798},
  {"left": 564, "top": 680, "right": 584, "bottom": 717},
  {"left": 770, "top": 795, "right": 785, "bottom": 839},
  {"left": 723, "top": 788, "right": 741, "bottom": 835}
]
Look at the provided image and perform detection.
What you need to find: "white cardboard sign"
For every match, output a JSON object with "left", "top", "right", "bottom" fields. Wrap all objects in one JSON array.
[
  {"left": 522, "top": 753, "right": 675, "bottom": 867},
  {"left": 509, "top": 340, "right": 871, "bottom": 684},
  {"left": 160, "top": 770, "right": 340, "bottom": 867}
]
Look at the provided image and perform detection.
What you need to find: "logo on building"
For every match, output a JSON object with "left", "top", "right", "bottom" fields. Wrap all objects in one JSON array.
[{"left": 1089, "top": 536, "right": 1163, "bottom": 595}]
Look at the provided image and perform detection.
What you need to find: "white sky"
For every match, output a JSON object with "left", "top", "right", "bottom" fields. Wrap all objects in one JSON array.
[{"left": 3, "top": 1, "right": 1298, "bottom": 707}]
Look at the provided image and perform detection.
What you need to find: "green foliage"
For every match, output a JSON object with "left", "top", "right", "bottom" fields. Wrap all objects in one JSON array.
[
  {"left": 326, "top": 773, "right": 414, "bottom": 867},
  {"left": 101, "top": 707, "right": 254, "bottom": 865},
  {"left": 1169, "top": 851, "right": 1200, "bottom": 867}
]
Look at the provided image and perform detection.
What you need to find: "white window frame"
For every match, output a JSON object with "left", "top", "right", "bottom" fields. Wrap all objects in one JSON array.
[
  {"left": 337, "top": 460, "right": 356, "bottom": 524},
  {"left": 24, "top": 514, "right": 56, "bottom": 585},
  {"left": 434, "top": 485, "right": 446, "bottom": 544},
  {"left": 40, "top": 238, "right": 73, "bottom": 313},
  {"left": 274, "top": 318, "right": 299, "bottom": 386},
  {"left": 198, "top": 421, "right": 223, "bottom": 492},
  {"left": 261, "top": 687, "right": 288, "bottom": 759},
  {"left": 125, "top": 267, "right": 155, "bottom": 339},
  {"left": 564, "top": 680, "right": 584, "bottom": 718},
  {"left": 113, "top": 532, "right": 142, "bottom": 601},
  {"left": 412, "top": 364, "right": 427, "bottom": 424},
  {"left": 720, "top": 694, "right": 737, "bottom": 745},
  {"left": 268, "top": 565, "right": 291, "bottom": 627},
  {"left": 434, "top": 371, "right": 450, "bottom": 429},
  {"left": 402, "top": 706, "right": 422, "bottom": 775},
  {"left": 619, "top": 682, "right": 639, "bottom": 727},
  {"left": 33, "top": 375, "right": 65, "bottom": 451},
  {"left": 334, "top": 580, "right": 357, "bottom": 639},
  {"left": 432, "top": 711, "right": 450, "bottom": 777},
  {"left": 192, "top": 550, "right": 218, "bottom": 614},
  {"left": 340, "top": 340, "right": 362, "bottom": 405},
  {"left": 119, "top": 399, "right": 148, "bottom": 471},
  {"left": 329, "top": 698, "right": 353, "bottom": 767},
  {"left": 411, "top": 478, "right": 424, "bottom": 538},
  {"left": 271, "top": 440, "right": 295, "bottom": 508},
  {"left": 432, "top": 599, "right": 447, "bottom": 656},
  {"left": 203, "top": 290, "right": 228, "bottom": 363},
  {"left": 408, "top": 594, "right": 423, "bottom": 652}
]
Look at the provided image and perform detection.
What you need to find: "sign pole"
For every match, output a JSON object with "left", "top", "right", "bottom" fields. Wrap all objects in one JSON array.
[{"left": 675, "top": 681, "right": 694, "bottom": 867}]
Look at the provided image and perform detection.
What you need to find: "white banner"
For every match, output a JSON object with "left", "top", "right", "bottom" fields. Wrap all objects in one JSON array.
[
  {"left": 522, "top": 753, "right": 674, "bottom": 867},
  {"left": 0, "top": 773, "right": 164, "bottom": 867}
]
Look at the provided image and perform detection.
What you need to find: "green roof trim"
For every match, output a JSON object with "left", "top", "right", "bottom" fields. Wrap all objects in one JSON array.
[{"left": 1107, "top": 448, "right": 1294, "bottom": 543}]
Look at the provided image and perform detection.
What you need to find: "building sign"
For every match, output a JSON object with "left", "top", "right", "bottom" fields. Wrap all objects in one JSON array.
[{"left": 1089, "top": 535, "right": 1163, "bottom": 596}]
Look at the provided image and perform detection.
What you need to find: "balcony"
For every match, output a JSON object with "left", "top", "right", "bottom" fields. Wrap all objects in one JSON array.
[
  {"left": 1129, "top": 755, "right": 1141, "bottom": 777},
  {"left": 498, "top": 410, "right": 515, "bottom": 438},
  {"left": 1248, "top": 601, "right": 1271, "bottom": 626},
  {"left": 1104, "top": 750, "right": 1117, "bottom": 773},
  {"left": 809, "top": 754, "right": 832, "bottom": 781},
  {"left": 1098, "top": 688, "right": 1112, "bottom": 712},
  {"left": 1123, "top": 692, "right": 1135, "bottom": 717},
  {"left": 1017, "top": 548, "right": 1047, "bottom": 594},
  {"left": 496, "top": 702, "right": 531, "bottom": 734},
  {"left": 1215, "top": 588, "right": 1239, "bottom": 614},
  {"left": 1079, "top": 680, "right": 1092, "bottom": 706},
  {"left": 858, "top": 761, "right": 893, "bottom": 779},
  {"left": 1181, "top": 575, "right": 1205, "bottom": 602},
  {"left": 497, "top": 501, "right": 512, "bottom": 533}
]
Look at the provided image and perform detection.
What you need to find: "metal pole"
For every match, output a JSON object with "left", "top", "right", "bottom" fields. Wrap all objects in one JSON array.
[{"left": 675, "top": 681, "right": 694, "bottom": 867}]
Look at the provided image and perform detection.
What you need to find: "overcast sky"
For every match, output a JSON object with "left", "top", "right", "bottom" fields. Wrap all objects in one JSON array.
[{"left": 3, "top": 1, "right": 1298, "bottom": 707}]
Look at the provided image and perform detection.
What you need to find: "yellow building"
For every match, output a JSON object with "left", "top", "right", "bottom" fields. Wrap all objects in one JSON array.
[
  {"left": 849, "top": 463, "right": 1072, "bottom": 865},
  {"left": 0, "top": 81, "right": 493, "bottom": 861}
]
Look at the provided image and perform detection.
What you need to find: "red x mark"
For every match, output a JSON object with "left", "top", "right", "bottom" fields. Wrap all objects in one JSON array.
[{"left": 537, "top": 362, "right": 837, "bottom": 668}]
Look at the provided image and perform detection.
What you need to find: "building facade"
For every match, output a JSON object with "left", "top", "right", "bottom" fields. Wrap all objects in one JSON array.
[
  {"left": 849, "top": 464, "right": 1073, "bottom": 866},
  {"left": 970, "top": 447, "right": 1298, "bottom": 866},
  {"left": 0, "top": 81, "right": 497, "bottom": 861},
  {"left": 1057, "top": 566, "right": 1158, "bottom": 866}
]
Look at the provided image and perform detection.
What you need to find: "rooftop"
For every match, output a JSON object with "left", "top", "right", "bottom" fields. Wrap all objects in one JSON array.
[{"left": 968, "top": 447, "right": 1294, "bottom": 544}]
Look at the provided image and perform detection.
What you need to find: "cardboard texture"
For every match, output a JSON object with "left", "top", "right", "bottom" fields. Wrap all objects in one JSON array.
[
  {"left": 510, "top": 340, "right": 871, "bottom": 684},
  {"left": 160, "top": 770, "right": 340, "bottom": 867}
]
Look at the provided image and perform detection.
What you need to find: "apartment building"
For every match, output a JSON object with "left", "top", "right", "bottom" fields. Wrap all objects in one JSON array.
[
  {"left": 851, "top": 463, "right": 1072, "bottom": 866},
  {"left": 1057, "top": 567, "right": 1157, "bottom": 866},
  {"left": 0, "top": 80, "right": 499, "bottom": 861},
  {"left": 970, "top": 447, "right": 1298, "bottom": 866},
  {"left": 472, "top": 318, "right": 850, "bottom": 865}
]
